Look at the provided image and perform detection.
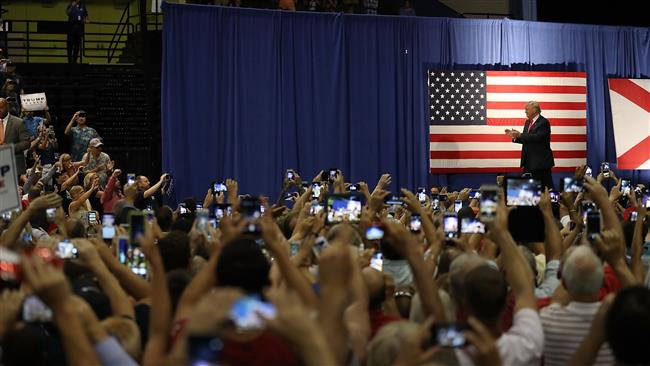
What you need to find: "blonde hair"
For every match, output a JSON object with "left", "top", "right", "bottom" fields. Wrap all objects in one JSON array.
[
  {"left": 100, "top": 317, "right": 142, "bottom": 360},
  {"left": 59, "top": 153, "right": 71, "bottom": 163},
  {"left": 69, "top": 185, "right": 84, "bottom": 198},
  {"left": 84, "top": 172, "right": 98, "bottom": 189}
]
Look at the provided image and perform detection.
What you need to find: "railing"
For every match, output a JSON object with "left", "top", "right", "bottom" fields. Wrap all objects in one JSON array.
[
  {"left": 107, "top": 1, "right": 133, "bottom": 63},
  {"left": 4, "top": 19, "right": 136, "bottom": 64}
]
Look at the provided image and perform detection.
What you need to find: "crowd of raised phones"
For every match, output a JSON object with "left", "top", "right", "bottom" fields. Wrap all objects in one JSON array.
[{"left": 0, "top": 161, "right": 649, "bottom": 366}]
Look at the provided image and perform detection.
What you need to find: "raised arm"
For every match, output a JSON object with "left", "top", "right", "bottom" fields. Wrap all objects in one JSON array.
[
  {"left": 69, "top": 182, "right": 98, "bottom": 212},
  {"left": 140, "top": 230, "right": 172, "bottom": 366},
  {"left": 144, "top": 173, "right": 168, "bottom": 199},
  {"left": 487, "top": 197, "right": 537, "bottom": 312},
  {"left": 21, "top": 255, "right": 100, "bottom": 366},
  {"left": 0, "top": 193, "right": 62, "bottom": 248},
  {"left": 539, "top": 188, "right": 562, "bottom": 262},
  {"left": 76, "top": 239, "right": 135, "bottom": 318},
  {"left": 64, "top": 112, "right": 78, "bottom": 135},
  {"left": 383, "top": 218, "right": 446, "bottom": 321},
  {"left": 630, "top": 205, "right": 646, "bottom": 282}
]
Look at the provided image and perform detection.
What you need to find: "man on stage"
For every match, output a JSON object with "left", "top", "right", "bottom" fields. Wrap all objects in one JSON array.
[{"left": 505, "top": 101, "right": 555, "bottom": 189}]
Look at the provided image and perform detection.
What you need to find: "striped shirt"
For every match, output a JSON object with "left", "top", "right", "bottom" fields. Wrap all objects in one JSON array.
[{"left": 540, "top": 301, "right": 615, "bottom": 366}]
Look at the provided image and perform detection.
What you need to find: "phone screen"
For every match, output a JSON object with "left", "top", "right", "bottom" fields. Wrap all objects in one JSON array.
[
  {"left": 329, "top": 169, "right": 338, "bottom": 180},
  {"left": 370, "top": 252, "right": 383, "bottom": 271},
  {"left": 454, "top": 200, "right": 462, "bottom": 212},
  {"left": 230, "top": 296, "right": 277, "bottom": 330},
  {"left": 46, "top": 208, "right": 56, "bottom": 222},
  {"left": 286, "top": 170, "right": 294, "bottom": 180},
  {"left": 56, "top": 240, "right": 77, "bottom": 259},
  {"left": 587, "top": 211, "right": 600, "bottom": 241},
  {"left": 443, "top": 214, "right": 459, "bottom": 238},
  {"left": 87, "top": 211, "right": 97, "bottom": 224},
  {"left": 187, "top": 336, "right": 223, "bottom": 366},
  {"left": 506, "top": 178, "right": 542, "bottom": 206},
  {"left": 127, "top": 173, "right": 136, "bottom": 185},
  {"left": 621, "top": 179, "right": 631, "bottom": 196},
  {"left": 643, "top": 193, "right": 650, "bottom": 208},
  {"left": 22, "top": 295, "right": 53, "bottom": 322},
  {"left": 549, "top": 190, "right": 560, "bottom": 203},
  {"left": 410, "top": 214, "right": 422, "bottom": 232},
  {"left": 601, "top": 162, "right": 610, "bottom": 178},
  {"left": 326, "top": 194, "right": 362, "bottom": 224},
  {"left": 129, "top": 213, "right": 145, "bottom": 243},
  {"left": 214, "top": 204, "right": 232, "bottom": 223},
  {"left": 102, "top": 213, "right": 116, "bottom": 240},
  {"left": 365, "top": 224, "right": 385, "bottom": 240},
  {"left": 461, "top": 217, "right": 485, "bottom": 234},
  {"left": 432, "top": 323, "right": 467, "bottom": 348},
  {"left": 417, "top": 188, "right": 427, "bottom": 203},
  {"left": 585, "top": 165, "right": 593, "bottom": 177},
  {"left": 117, "top": 236, "right": 129, "bottom": 265},
  {"left": 311, "top": 182, "right": 322, "bottom": 199}
]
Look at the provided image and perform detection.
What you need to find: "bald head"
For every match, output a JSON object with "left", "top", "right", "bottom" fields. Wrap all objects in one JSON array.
[{"left": 562, "top": 246, "right": 603, "bottom": 297}]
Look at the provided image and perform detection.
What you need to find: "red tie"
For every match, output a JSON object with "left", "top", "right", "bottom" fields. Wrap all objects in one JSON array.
[{"left": 528, "top": 119, "right": 534, "bottom": 131}]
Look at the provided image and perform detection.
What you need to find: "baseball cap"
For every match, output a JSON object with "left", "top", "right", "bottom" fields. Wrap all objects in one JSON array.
[{"left": 89, "top": 138, "right": 104, "bottom": 148}]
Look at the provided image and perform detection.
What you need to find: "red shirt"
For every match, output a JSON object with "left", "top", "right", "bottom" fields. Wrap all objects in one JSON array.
[{"left": 369, "top": 308, "right": 400, "bottom": 338}]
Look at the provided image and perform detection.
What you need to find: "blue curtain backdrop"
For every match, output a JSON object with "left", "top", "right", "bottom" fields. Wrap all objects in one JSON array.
[{"left": 161, "top": 3, "right": 650, "bottom": 203}]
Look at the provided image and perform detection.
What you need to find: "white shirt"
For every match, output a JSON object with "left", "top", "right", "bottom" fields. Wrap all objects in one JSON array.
[
  {"left": 529, "top": 113, "right": 540, "bottom": 128},
  {"left": 456, "top": 308, "right": 544, "bottom": 366},
  {"left": 1, "top": 113, "right": 9, "bottom": 141},
  {"left": 541, "top": 301, "right": 614, "bottom": 366}
]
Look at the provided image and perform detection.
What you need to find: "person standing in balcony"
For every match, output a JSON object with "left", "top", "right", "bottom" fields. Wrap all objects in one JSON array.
[{"left": 66, "top": 0, "right": 89, "bottom": 64}]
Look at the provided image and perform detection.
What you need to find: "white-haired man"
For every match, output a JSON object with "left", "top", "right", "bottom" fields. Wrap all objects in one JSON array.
[{"left": 540, "top": 246, "right": 614, "bottom": 366}]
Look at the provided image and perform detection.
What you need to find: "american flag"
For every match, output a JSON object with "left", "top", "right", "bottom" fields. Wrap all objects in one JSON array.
[
  {"left": 608, "top": 78, "right": 650, "bottom": 170},
  {"left": 428, "top": 70, "right": 587, "bottom": 173}
]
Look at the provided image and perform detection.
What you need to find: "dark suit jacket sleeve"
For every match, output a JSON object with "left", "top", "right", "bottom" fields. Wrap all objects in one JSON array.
[
  {"left": 13, "top": 117, "right": 31, "bottom": 152},
  {"left": 518, "top": 118, "right": 551, "bottom": 144},
  {"left": 512, "top": 137, "right": 522, "bottom": 144}
]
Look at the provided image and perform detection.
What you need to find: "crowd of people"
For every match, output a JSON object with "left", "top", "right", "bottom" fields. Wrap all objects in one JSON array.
[
  {"left": 187, "top": 0, "right": 416, "bottom": 16},
  {"left": 0, "top": 134, "right": 649, "bottom": 366}
]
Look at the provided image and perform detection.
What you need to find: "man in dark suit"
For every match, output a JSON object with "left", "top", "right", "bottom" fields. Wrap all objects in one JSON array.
[
  {"left": 0, "top": 98, "right": 31, "bottom": 175},
  {"left": 505, "top": 101, "right": 555, "bottom": 189}
]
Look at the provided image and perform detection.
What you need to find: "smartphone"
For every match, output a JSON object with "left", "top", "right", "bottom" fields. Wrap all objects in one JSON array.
[
  {"left": 586, "top": 211, "right": 601, "bottom": 242},
  {"left": 240, "top": 197, "right": 262, "bottom": 220},
  {"left": 102, "top": 213, "right": 116, "bottom": 240},
  {"left": 582, "top": 200, "right": 596, "bottom": 214},
  {"left": 410, "top": 214, "right": 422, "bottom": 232},
  {"left": 443, "top": 213, "right": 459, "bottom": 239},
  {"left": 506, "top": 178, "right": 542, "bottom": 206},
  {"left": 289, "top": 242, "right": 300, "bottom": 257},
  {"left": 178, "top": 203, "right": 188, "bottom": 215},
  {"left": 385, "top": 194, "right": 403, "bottom": 207},
  {"left": 326, "top": 194, "right": 362, "bottom": 224},
  {"left": 370, "top": 252, "right": 383, "bottom": 271},
  {"left": 117, "top": 235, "right": 129, "bottom": 265},
  {"left": 461, "top": 217, "right": 485, "bottom": 234},
  {"left": 431, "top": 323, "right": 467, "bottom": 348},
  {"left": 620, "top": 179, "right": 631, "bottom": 196},
  {"left": 454, "top": 199, "right": 463, "bottom": 212},
  {"left": 127, "top": 173, "right": 136, "bottom": 185},
  {"left": 417, "top": 188, "right": 427, "bottom": 203},
  {"left": 349, "top": 184, "right": 359, "bottom": 192},
  {"left": 196, "top": 208, "right": 209, "bottom": 233},
  {"left": 549, "top": 190, "right": 560, "bottom": 203},
  {"left": 46, "top": 208, "right": 56, "bottom": 222},
  {"left": 479, "top": 185, "right": 498, "bottom": 222},
  {"left": 144, "top": 207, "right": 155, "bottom": 222},
  {"left": 311, "top": 182, "right": 322, "bottom": 200},
  {"left": 286, "top": 170, "right": 295, "bottom": 181},
  {"left": 522, "top": 172, "right": 532, "bottom": 179},
  {"left": 56, "top": 240, "right": 77, "bottom": 259},
  {"left": 240, "top": 197, "right": 262, "bottom": 234},
  {"left": 22, "top": 295, "right": 53, "bottom": 322},
  {"left": 585, "top": 165, "right": 593, "bottom": 177},
  {"left": 86, "top": 210, "right": 98, "bottom": 225},
  {"left": 643, "top": 193, "right": 650, "bottom": 208},
  {"left": 630, "top": 211, "right": 638, "bottom": 222},
  {"left": 212, "top": 181, "right": 227, "bottom": 195},
  {"left": 187, "top": 335, "right": 223, "bottom": 366},
  {"left": 310, "top": 202, "right": 324, "bottom": 215},
  {"left": 230, "top": 296, "right": 277, "bottom": 330},
  {"left": 365, "top": 223, "right": 385, "bottom": 240},
  {"left": 562, "top": 177, "right": 584, "bottom": 193},
  {"left": 469, "top": 190, "right": 481, "bottom": 199},
  {"left": 214, "top": 204, "right": 232, "bottom": 223},
  {"left": 329, "top": 168, "right": 338, "bottom": 181},
  {"left": 128, "top": 211, "right": 145, "bottom": 243},
  {"left": 601, "top": 162, "right": 610, "bottom": 178}
]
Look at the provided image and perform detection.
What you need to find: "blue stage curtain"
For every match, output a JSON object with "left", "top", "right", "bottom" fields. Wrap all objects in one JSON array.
[{"left": 162, "top": 3, "right": 650, "bottom": 203}]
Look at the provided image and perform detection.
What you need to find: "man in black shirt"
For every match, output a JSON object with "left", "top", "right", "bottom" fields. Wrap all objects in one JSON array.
[
  {"left": 66, "top": 0, "right": 89, "bottom": 64},
  {"left": 133, "top": 173, "right": 169, "bottom": 210}
]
